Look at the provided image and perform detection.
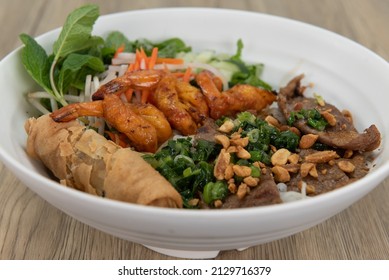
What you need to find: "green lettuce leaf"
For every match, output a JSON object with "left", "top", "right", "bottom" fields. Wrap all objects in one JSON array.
[
  {"left": 53, "top": 4, "right": 100, "bottom": 60},
  {"left": 57, "top": 53, "right": 105, "bottom": 95},
  {"left": 19, "top": 34, "right": 52, "bottom": 94}
]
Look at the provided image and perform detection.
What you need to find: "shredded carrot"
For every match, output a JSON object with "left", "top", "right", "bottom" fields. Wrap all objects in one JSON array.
[
  {"left": 182, "top": 67, "right": 192, "bottom": 82},
  {"left": 139, "top": 47, "right": 147, "bottom": 59},
  {"left": 135, "top": 49, "right": 142, "bottom": 69},
  {"left": 138, "top": 48, "right": 149, "bottom": 69},
  {"left": 172, "top": 72, "right": 185, "bottom": 78},
  {"left": 141, "top": 89, "right": 151, "bottom": 104},
  {"left": 148, "top": 47, "right": 159, "bottom": 70},
  {"left": 127, "top": 63, "right": 135, "bottom": 72},
  {"left": 131, "top": 50, "right": 141, "bottom": 71},
  {"left": 155, "top": 57, "right": 184, "bottom": 65},
  {"left": 125, "top": 89, "right": 134, "bottom": 102},
  {"left": 124, "top": 47, "right": 189, "bottom": 104},
  {"left": 113, "top": 44, "right": 125, "bottom": 59}
]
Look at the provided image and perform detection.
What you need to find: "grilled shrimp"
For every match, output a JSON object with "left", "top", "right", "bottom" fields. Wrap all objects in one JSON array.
[
  {"left": 175, "top": 79, "right": 209, "bottom": 124},
  {"left": 92, "top": 69, "right": 165, "bottom": 100},
  {"left": 93, "top": 69, "right": 209, "bottom": 135},
  {"left": 195, "top": 70, "right": 277, "bottom": 119},
  {"left": 151, "top": 75, "right": 198, "bottom": 135},
  {"left": 150, "top": 74, "right": 209, "bottom": 135},
  {"left": 127, "top": 102, "right": 172, "bottom": 144},
  {"left": 50, "top": 94, "right": 171, "bottom": 153}
]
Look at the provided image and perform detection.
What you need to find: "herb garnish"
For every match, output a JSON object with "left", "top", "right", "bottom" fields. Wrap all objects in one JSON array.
[
  {"left": 287, "top": 108, "right": 328, "bottom": 131},
  {"left": 104, "top": 32, "right": 191, "bottom": 59},
  {"left": 20, "top": 4, "right": 103, "bottom": 107},
  {"left": 227, "top": 39, "right": 272, "bottom": 90},
  {"left": 232, "top": 112, "right": 300, "bottom": 163},
  {"left": 143, "top": 138, "right": 222, "bottom": 208}
]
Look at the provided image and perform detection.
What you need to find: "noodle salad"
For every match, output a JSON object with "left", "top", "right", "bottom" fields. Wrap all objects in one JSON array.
[{"left": 21, "top": 4, "right": 380, "bottom": 209}]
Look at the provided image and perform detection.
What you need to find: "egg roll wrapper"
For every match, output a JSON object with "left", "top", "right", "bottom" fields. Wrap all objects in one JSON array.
[{"left": 24, "top": 115, "right": 182, "bottom": 208}]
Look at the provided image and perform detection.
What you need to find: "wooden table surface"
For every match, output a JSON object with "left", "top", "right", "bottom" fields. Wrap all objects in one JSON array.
[{"left": 1, "top": 0, "right": 388, "bottom": 260}]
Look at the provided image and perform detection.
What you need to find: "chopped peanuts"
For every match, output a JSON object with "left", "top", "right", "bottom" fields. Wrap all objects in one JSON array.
[
  {"left": 236, "top": 146, "right": 251, "bottom": 159},
  {"left": 218, "top": 119, "right": 234, "bottom": 133},
  {"left": 343, "top": 150, "right": 353, "bottom": 159},
  {"left": 236, "top": 183, "right": 249, "bottom": 199},
  {"left": 337, "top": 160, "right": 356, "bottom": 173},
  {"left": 282, "top": 163, "right": 300, "bottom": 173},
  {"left": 309, "top": 164, "right": 319, "bottom": 178},
  {"left": 298, "top": 181, "right": 316, "bottom": 195},
  {"left": 226, "top": 146, "right": 238, "bottom": 153},
  {"left": 214, "top": 134, "right": 230, "bottom": 149},
  {"left": 230, "top": 137, "right": 249, "bottom": 147},
  {"left": 288, "top": 153, "right": 300, "bottom": 164},
  {"left": 243, "top": 176, "right": 260, "bottom": 187},
  {"left": 300, "top": 162, "right": 315, "bottom": 177},
  {"left": 342, "top": 109, "right": 353, "bottom": 123},
  {"left": 299, "top": 134, "right": 319, "bottom": 149},
  {"left": 321, "top": 110, "right": 337, "bottom": 126},
  {"left": 210, "top": 107, "right": 366, "bottom": 204},
  {"left": 228, "top": 182, "right": 237, "bottom": 193},
  {"left": 271, "top": 148, "right": 291, "bottom": 166},
  {"left": 214, "top": 149, "right": 231, "bottom": 180},
  {"left": 224, "top": 164, "right": 234, "bottom": 180},
  {"left": 305, "top": 150, "right": 339, "bottom": 163},
  {"left": 288, "top": 126, "right": 301, "bottom": 137},
  {"left": 271, "top": 166, "right": 290, "bottom": 182},
  {"left": 214, "top": 200, "right": 223, "bottom": 208},
  {"left": 230, "top": 128, "right": 243, "bottom": 140},
  {"left": 265, "top": 115, "right": 281, "bottom": 128},
  {"left": 306, "top": 185, "right": 316, "bottom": 194},
  {"left": 188, "top": 198, "right": 199, "bottom": 207},
  {"left": 232, "top": 165, "right": 252, "bottom": 177}
]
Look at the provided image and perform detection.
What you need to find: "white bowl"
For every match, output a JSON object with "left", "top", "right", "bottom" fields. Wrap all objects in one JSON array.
[{"left": 1, "top": 8, "right": 389, "bottom": 259}]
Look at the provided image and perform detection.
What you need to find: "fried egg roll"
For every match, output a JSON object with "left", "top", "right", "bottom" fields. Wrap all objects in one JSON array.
[{"left": 24, "top": 114, "right": 182, "bottom": 208}]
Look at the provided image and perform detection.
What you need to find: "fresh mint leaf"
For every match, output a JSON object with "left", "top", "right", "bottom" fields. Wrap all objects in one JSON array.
[
  {"left": 102, "top": 31, "right": 132, "bottom": 63},
  {"left": 227, "top": 39, "right": 272, "bottom": 90},
  {"left": 230, "top": 64, "right": 272, "bottom": 90},
  {"left": 19, "top": 34, "right": 52, "bottom": 94},
  {"left": 154, "top": 38, "right": 192, "bottom": 57},
  {"left": 230, "top": 38, "right": 244, "bottom": 61},
  {"left": 53, "top": 4, "right": 100, "bottom": 60},
  {"left": 20, "top": 4, "right": 103, "bottom": 108},
  {"left": 104, "top": 32, "right": 192, "bottom": 61},
  {"left": 105, "top": 31, "right": 131, "bottom": 51},
  {"left": 49, "top": 4, "right": 101, "bottom": 105},
  {"left": 133, "top": 37, "right": 191, "bottom": 57},
  {"left": 57, "top": 53, "right": 105, "bottom": 95}
]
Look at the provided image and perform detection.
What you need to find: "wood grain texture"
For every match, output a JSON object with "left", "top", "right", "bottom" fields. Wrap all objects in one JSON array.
[{"left": 0, "top": 0, "right": 388, "bottom": 260}]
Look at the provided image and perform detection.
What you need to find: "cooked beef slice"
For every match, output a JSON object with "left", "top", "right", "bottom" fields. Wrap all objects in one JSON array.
[
  {"left": 194, "top": 118, "right": 219, "bottom": 142},
  {"left": 277, "top": 75, "right": 381, "bottom": 152},
  {"left": 221, "top": 169, "right": 282, "bottom": 209},
  {"left": 287, "top": 149, "right": 370, "bottom": 195}
]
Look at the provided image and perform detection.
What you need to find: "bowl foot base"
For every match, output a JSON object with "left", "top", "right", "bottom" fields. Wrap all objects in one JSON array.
[
  {"left": 143, "top": 245, "right": 250, "bottom": 259},
  {"left": 143, "top": 245, "right": 220, "bottom": 259}
]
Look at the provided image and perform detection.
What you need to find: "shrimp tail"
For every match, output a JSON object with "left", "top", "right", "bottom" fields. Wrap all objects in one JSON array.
[
  {"left": 92, "top": 69, "right": 165, "bottom": 100},
  {"left": 50, "top": 101, "right": 104, "bottom": 122}
]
